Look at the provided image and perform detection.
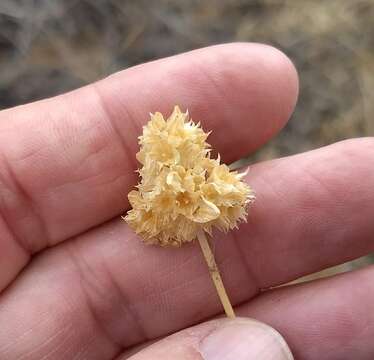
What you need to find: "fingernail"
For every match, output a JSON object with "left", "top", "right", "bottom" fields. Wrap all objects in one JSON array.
[{"left": 199, "top": 319, "right": 293, "bottom": 360}]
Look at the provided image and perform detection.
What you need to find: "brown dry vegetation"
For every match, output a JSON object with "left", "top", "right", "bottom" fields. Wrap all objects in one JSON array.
[{"left": 0, "top": 0, "right": 373, "bottom": 273}]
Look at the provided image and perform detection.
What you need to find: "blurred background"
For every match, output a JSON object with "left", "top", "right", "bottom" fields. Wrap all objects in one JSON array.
[{"left": 0, "top": 0, "right": 373, "bottom": 274}]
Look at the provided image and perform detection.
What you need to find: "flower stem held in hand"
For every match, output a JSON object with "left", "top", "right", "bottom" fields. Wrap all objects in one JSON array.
[
  {"left": 125, "top": 106, "right": 254, "bottom": 318},
  {"left": 197, "top": 230, "right": 235, "bottom": 318}
]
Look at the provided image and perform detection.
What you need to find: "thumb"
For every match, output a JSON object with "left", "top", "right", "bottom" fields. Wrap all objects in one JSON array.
[{"left": 128, "top": 318, "right": 293, "bottom": 360}]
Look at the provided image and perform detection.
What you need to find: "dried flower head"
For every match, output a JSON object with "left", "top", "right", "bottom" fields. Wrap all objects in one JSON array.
[{"left": 124, "top": 106, "right": 255, "bottom": 246}]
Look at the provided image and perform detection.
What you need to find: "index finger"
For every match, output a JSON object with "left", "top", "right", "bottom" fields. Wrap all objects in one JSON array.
[{"left": 0, "top": 43, "right": 298, "bottom": 287}]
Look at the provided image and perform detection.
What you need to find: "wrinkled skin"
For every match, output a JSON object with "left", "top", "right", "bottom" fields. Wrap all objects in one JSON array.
[{"left": 0, "top": 43, "right": 374, "bottom": 360}]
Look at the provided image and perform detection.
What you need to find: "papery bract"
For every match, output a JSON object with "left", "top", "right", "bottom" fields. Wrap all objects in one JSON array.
[{"left": 125, "top": 106, "right": 255, "bottom": 246}]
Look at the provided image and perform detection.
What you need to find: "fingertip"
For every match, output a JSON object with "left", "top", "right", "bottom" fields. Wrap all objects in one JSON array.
[
  {"left": 199, "top": 317, "right": 294, "bottom": 360},
  {"left": 127, "top": 317, "right": 293, "bottom": 360},
  {"left": 231, "top": 42, "right": 299, "bottom": 138},
  {"left": 192, "top": 42, "right": 299, "bottom": 158},
  {"left": 256, "top": 43, "right": 299, "bottom": 116}
]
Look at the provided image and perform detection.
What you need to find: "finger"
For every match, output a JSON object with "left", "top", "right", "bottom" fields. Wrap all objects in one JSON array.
[
  {"left": 121, "top": 318, "right": 293, "bottom": 360},
  {"left": 238, "top": 265, "right": 374, "bottom": 360},
  {"left": 243, "top": 137, "right": 374, "bottom": 288},
  {"left": 1, "top": 138, "right": 373, "bottom": 358},
  {"left": 0, "top": 42, "right": 298, "bottom": 288},
  {"left": 127, "top": 265, "right": 374, "bottom": 360}
]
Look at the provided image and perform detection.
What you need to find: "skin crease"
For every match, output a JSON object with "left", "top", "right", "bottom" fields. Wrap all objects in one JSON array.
[
  {"left": 0, "top": 43, "right": 373, "bottom": 360},
  {"left": 0, "top": 42, "right": 297, "bottom": 289}
]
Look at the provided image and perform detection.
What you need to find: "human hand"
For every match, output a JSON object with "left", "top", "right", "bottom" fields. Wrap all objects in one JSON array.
[{"left": 0, "top": 43, "right": 373, "bottom": 360}]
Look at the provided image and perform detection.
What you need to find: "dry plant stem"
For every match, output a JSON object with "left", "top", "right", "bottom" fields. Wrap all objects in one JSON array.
[{"left": 197, "top": 230, "right": 236, "bottom": 318}]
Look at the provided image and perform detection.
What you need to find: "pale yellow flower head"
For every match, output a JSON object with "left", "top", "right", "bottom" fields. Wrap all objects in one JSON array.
[{"left": 125, "top": 106, "right": 255, "bottom": 246}]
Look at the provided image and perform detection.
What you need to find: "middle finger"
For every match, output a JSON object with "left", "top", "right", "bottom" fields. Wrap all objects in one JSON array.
[{"left": 0, "top": 138, "right": 373, "bottom": 359}]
